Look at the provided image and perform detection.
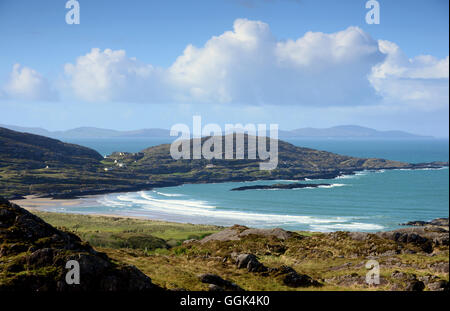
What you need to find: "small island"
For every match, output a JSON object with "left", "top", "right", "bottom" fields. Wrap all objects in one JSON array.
[{"left": 231, "top": 183, "right": 331, "bottom": 191}]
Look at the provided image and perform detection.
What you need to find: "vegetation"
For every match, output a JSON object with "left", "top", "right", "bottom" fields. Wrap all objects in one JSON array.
[
  {"left": 0, "top": 197, "right": 160, "bottom": 291},
  {"left": 34, "top": 211, "right": 221, "bottom": 249},
  {"left": 1, "top": 127, "right": 446, "bottom": 199},
  {"left": 24, "top": 211, "right": 450, "bottom": 291}
]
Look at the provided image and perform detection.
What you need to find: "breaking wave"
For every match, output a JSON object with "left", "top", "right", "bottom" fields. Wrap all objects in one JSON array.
[{"left": 97, "top": 191, "right": 370, "bottom": 228}]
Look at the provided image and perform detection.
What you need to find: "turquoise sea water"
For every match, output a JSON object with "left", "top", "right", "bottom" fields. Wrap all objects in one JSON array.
[{"left": 51, "top": 138, "right": 449, "bottom": 232}]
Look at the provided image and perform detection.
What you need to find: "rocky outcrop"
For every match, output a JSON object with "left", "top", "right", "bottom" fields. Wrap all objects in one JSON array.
[
  {"left": 405, "top": 280, "right": 425, "bottom": 291},
  {"left": 198, "top": 273, "right": 244, "bottom": 291},
  {"left": 377, "top": 227, "right": 449, "bottom": 250},
  {"left": 344, "top": 226, "right": 449, "bottom": 254},
  {"left": 271, "top": 266, "right": 321, "bottom": 288},
  {"left": 0, "top": 197, "right": 161, "bottom": 291},
  {"left": 400, "top": 217, "right": 449, "bottom": 228},
  {"left": 200, "top": 225, "right": 296, "bottom": 244},
  {"left": 235, "top": 254, "right": 267, "bottom": 272},
  {"left": 231, "top": 183, "right": 330, "bottom": 191}
]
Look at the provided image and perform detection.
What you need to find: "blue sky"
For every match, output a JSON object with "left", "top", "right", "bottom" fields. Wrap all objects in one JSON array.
[{"left": 0, "top": 0, "right": 448, "bottom": 136}]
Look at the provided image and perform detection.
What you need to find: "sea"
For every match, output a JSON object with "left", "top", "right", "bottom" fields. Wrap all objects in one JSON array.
[{"left": 47, "top": 138, "right": 449, "bottom": 232}]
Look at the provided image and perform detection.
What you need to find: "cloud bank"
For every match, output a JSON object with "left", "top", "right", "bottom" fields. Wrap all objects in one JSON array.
[{"left": 1, "top": 19, "right": 448, "bottom": 112}]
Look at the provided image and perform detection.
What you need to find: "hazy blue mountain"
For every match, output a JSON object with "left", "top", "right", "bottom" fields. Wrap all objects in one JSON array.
[
  {"left": 0, "top": 124, "right": 431, "bottom": 139},
  {"left": 281, "top": 125, "right": 431, "bottom": 139},
  {"left": 0, "top": 124, "right": 171, "bottom": 139}
]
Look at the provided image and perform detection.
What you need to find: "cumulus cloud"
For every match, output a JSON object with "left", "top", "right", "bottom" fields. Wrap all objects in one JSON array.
[
  {"left": 2, "top": 64, "right": 56, "bottom": 101},
  {"left": 369, "top": 40, "right": 449, "bottom": 111},
  {"left": 63, "top": 48, "right": 167, "bottom": 103},
  {"left": 168, "top": 20, "right": 385, "bottom": 106},
  {"left": 12, "top": 18, "right": 447, "bottom": 112}
]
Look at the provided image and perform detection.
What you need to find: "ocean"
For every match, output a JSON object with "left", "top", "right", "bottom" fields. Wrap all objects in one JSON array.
[{"left": 49, "top": 138, "right": 449, "bottom": 232}]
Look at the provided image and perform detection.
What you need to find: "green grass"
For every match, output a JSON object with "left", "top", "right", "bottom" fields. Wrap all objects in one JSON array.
[
  {"left": 34, "top": 211, "right": 222, "bottom": 248},
  {"left": 22, "top": 212, "right": 450, "bottom": 291}
]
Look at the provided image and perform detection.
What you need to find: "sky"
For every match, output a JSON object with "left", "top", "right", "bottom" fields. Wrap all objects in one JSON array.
[{"left": 0, "top": 0, "right": 448, "bottom": 137}]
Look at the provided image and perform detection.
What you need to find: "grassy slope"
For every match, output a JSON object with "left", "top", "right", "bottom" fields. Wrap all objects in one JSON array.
[
  {"left": 35, "top": 211, "right": 222, "bottom": 248},
  {"left": 35, "top": 212, "right": 449, "bottom": 291}
]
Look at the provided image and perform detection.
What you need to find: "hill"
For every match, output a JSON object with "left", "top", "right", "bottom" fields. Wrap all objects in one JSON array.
[
  {"left": 0, "top": 197, "right": 161, "bottom": 291},
  {"left": 0, "top": 127, "right": 446, "bottom": 199},
  {"left": 0, "top": 127, "right": 103, "bottom": 169}
]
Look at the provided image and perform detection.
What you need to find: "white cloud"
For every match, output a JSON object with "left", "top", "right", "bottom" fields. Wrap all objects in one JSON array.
[
  {"left": 8, "top": 18, "right": 446, "bottom": 113},
  {"left": 63, "top": 48, "right": 165, "bottom": 102},
  {"left": 168, "top": 20, "right": 384, "bottom": 106},
  {"left": 2, "top": 64, "right": 56, "bottom": 101},
  {"left": 369, "top": 40, "right": 449, "bottom": 111}
]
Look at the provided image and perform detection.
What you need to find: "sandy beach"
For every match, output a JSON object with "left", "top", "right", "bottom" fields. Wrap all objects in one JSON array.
[
  {"left": 11, "top": 195, "right": 92, "bottom": 211},
  {"left": 10, "top": 194, "right": 154, "bottom": 221}
]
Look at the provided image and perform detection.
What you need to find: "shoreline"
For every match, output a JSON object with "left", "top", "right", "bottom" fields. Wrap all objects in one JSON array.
[
  {"left": 10, "top": 165, "right": 450, "bottom": 233},
  {"left": 10, "top": 164, "right": 448, "bottom": 201},
  {"left": 11, "top": 194, "right": 97, "bottom": 211},
  {"left": 11, "top": 194, "right": 449, "bottom": 234}
]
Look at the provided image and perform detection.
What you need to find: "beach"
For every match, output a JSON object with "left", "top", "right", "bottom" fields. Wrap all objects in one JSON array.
[{"left": 12, "top": 195, "right": 92, "bottom": 211}]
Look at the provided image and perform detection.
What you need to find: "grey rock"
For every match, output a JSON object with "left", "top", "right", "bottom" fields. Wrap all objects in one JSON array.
[
  {"left": 235, "top": 254, "right": 267, "bottom": 272},
  {"left": 198, "top": 273, "right": 244, "bottom": 291},
  {"left": 405, "top": 281, "right": 425, "bottom": 291},
  {"left": 276, "top": 266, "right": 321, "bottom": 288},
  {"left": 427, "top": 280, "right": 449, "bottom": 291},
  {"left": 200, "top": 225, "right": 294, "bottom": 243}
]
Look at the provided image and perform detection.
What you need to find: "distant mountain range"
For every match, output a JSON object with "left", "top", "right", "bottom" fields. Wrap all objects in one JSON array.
[
  {"left": 0, "top": 124, "right": 432, "bottom": 139},
  {"left": 278, "top": 125, "right": 433, "bottom": 139}
]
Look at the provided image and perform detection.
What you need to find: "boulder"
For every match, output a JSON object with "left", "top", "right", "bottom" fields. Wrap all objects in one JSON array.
[
  {"left": 200, "top": 225, "right": 295, "bottom": 244},
  {"left": 427, "top": 280, "right": 449, "bottom": 291},
  {"left": 404, "top": 281, "right": 425, "bottom": 291},
  {"left": 198, "top": 273, "right": 243, "bottom": 291},
  {"left": 235, "top": 254, "right": 267, "bottom": 272},
  {"left": 273, "top": 266, "right": 321, "bottom": 288}
]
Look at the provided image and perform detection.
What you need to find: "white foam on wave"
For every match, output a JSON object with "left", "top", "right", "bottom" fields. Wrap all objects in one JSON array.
[
  {"left": 103, "top": 191, "right": 362, "bottom": 226},
  {"left": 335, "top": 174, "right": 355, "bottom": 179},
  {"left": 273, "top": 179, "right": 300, "bottom": 182},
  {"left": 317, "top": 183, "right": 346, "bottom": 189},
  {"left": 310, "top": 222, "right": 384, "bottom": 232},
  {"left": 335, "top": 169, "right": 384, "bottom": 180},
  {"left": 397, "top": 166, "right": 448, "bottom": 171},
  {"left": 97, "top": 195, "right": 128, "bottom": 208},
  {"left": 290, "top": 183, "right": 346, "bottom": 190},
  {"left": 153, "top": 190, "right": 184, "bottom": 197}
]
